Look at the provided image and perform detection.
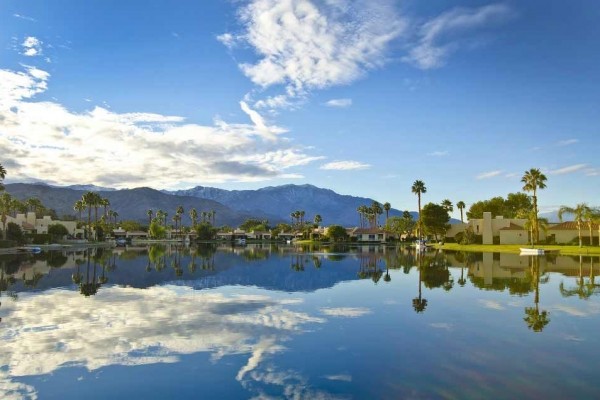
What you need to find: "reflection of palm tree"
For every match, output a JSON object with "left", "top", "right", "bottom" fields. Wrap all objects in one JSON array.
[
  {"left": 72, "top": 258, "right": 84, "bottom": 284},
  {"left": 523, "top": 256, "right": 550, "bottom": 332},
  {"left": 559, "top": 256, "right": 600, "bottom": 299},
  {"left": 413, "top": 255, "right": 428, "bottom": 313},
  {"left": 80, "top": 252, "right": 101, "bottom": 297},
  {"left": 458, "top": 266, "right": 466, "bottom": 287}
]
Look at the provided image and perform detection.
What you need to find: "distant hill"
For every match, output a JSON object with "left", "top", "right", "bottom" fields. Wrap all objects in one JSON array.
[
  {"left": 4, "top": 183, "right": 275, "bottom": 226},
  {"left": 5, "top": 182, "right": 460, "bottom": 227},
  {"left": 167, "top": 184, "right": 417, "bottom": 226}
]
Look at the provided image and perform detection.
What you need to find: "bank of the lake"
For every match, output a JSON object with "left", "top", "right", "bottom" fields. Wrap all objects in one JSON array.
[{"left": 437, "top": 243, "right": 600, "bottom": 255}]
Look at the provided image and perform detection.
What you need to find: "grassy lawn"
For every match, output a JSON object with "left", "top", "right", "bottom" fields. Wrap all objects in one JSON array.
[{"left": 437, "top": 243, "right": 600, "bottom": 255}]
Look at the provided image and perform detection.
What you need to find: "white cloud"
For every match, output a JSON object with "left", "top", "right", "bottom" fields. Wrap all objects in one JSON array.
[
  {"left": 0, "top": 67, "right": 322, "bottom": 188},
  {"left": 0, "top": 285, "right": 372, "bottom": 399},
  {"left": 427, "top": 150, "right": 448, "bottom": 156},
  {"left": 479, "top": 299, "right": 505, "bottom": 310},
  {"left": 222, "top": 0, "right": 406, "bottom": 108},
  {"left": 476, "top": 170, "right": 502, "bottom": 180},
  {"left": 325, "top": 98, "right": 352, "bottom": 108},
  {"left": 319, "top": 307, "right": 371, "bottom": 317},
  {"left": 557, "top": 138, "right": 578, "bottom": 146},
  {"left": 404, "top": 4, "right": 514, "bottom": 69},
  {"left": 13, "top": 13, "right": 37, "bottom": 22},
  {"left": 429, "top": 322, "right": 453, "bottom": 331},
  {"left": 549, "top": 164, "right": 587, "bottom": 175},
  {"left": 21, "top": 36, "right": 42, "bottom": 57},
  {"left": 323, "top": 374, "right": 352, "bottom": 382},
  {"left": 320, "top": 161, "right": 370, "bottom": 171}
]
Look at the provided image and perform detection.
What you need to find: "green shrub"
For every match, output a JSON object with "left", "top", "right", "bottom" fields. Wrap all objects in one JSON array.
[{"left": 0, "top": 240, "right": 17, "bottom": 248}]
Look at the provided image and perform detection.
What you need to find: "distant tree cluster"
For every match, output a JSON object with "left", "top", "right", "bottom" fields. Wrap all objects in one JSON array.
[{"left": 467, "top": 193, "right": 533, "bottom": 220}]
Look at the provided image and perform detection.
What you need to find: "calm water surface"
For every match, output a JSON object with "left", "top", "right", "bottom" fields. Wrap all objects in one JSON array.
[{"left": 1, "top": 244, "right": 599, "bottom": 399}]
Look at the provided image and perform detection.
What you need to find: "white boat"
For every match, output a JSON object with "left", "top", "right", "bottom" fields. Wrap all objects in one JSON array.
[
  {"left": 236, "top": 238, "right": 246, "bottom": 245},
  {"left": 520, "top": 248, "right": 545, "bottom": 256},
  {"left": 413, "top": 240, "right": 428, "bottom": 251}
]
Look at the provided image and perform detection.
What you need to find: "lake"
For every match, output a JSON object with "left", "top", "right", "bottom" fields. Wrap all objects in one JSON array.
[{"left": 1, "top": 244, "right": 599, "bottom": 399}]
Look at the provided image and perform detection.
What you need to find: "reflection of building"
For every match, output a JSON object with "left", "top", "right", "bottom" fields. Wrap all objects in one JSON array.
[
  {"left": 447, "top": 252, "right": 599, "bottom": 287},
  {"left": 6, "top": 212, "right": 82, "bottom": 236}
]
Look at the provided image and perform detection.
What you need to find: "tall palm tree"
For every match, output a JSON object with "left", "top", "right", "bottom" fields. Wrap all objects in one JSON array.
[
  {"left": 74, "top": 200, "right": 85, "bottom": 223},
  {"left": 211, "top": 209, "right": 216, "bottom": 225},
  {"left": 189, "top": 208, "right": 198, "bottom": 228},
  {"left": 371, "top": 201, "right": 383, "bottom": 228},
  {"left": 0, "top": 193, "right": 12, "bottom": 239},
  {"left": 299, "top": 210, "right": 305, "bottom": 227},
  {"left": 147, "top": 209, "right": 153, "bottom": 227},
  {"left": 521, "top": 168, "right": 548, "bottom": 244},
  {"left": 383, "top": 202, "right": 391, "bottom": 224},
  {"left": 0, "top": 163, "right": 5, "bottom": 191},
  {"left": 456, "top": 201, "right": 466, "bottom": 223},
  {"left": 81, "top": 191, "right": 97, "bottom": 240},
  {"left": 584, "top": 207, "right": 600, "bottom": 246},
  {"left": 558, "top": 203, "right": 591, "bottom": 247},
  {"left": 100, "top": 198, "right": 110, "bottom": 219},
  {"left": 411, "top": 180, "right": 427, "bottom": 238},
  {"left": 314, "top": 214, "right": 322, "bottom": 227}
]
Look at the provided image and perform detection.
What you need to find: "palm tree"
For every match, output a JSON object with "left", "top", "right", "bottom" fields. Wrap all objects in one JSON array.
[
  {"left": 314, "top": 214, "right": 322, "bottom": 227},
  {"left": 411, "top": 180, "right": 427, "bottom": 238},
  {"left": 299, "top": 210, "right": 305, "bottom": 227},
  {"left": 441, "top": 199, "right": 453, "bottom": 214},
  {"left": 189, "top": 208, "right": 198, "bottom": 228},
  {"left": 74, "top": 200, "right": 85, "bottom": 223},
  {"left": 147, "top": 209, "right": 153, "bottom": 227},
  {"left": 100, "top": 197, "right": 110, "bottom": 219},
  {"left": 558, "top": 203, "right": 591, "bottom": 247},
  {"left": 371, "top": 201, "right": 383, "bottom": 228},
  {"left": 383, "top": 202, "right": 391, "bottom": 224},
  {"left": 521, "top": 168, "right": 548, "bottom": 244},
  {"left": 81, "top": 191, "right": 96, "bottom": 240},
  {"left": 211, "top": 209, "right": 216, "bottom": 225},
  {"left": 456, "top": 201, "right": 466, "bottom": 223},
  {"left": 0, "top": 163, "right": 5, "bottom": 191},
  {"left": 0, "top": 193, "right": 12, "bottom": 239},
  {"left": 584, "top": 207, "right": 600, "bottom": 246}
]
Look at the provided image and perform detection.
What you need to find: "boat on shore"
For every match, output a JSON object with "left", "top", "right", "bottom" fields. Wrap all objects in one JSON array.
[{"left": 520, "top": 248, "right": 545, "bottom": 256}]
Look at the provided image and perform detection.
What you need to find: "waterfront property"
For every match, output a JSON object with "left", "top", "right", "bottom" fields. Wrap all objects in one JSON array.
[
  {"left": 5, "top": 212, "right": 83, "bottom": 237},
  {"left": 445, "top": 212, "right": 547, "bottom": 244}
]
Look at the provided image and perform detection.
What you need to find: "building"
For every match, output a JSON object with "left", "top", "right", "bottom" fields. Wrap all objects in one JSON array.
[
  {"left": 547, "top": 222, "right": 599, "bottom": 245},
  {"left": 5, "top": 212, "right": 82, "bottom": 237},
  {"left": 347, "top": 228, "right": 396, "bottom": 243},
  {"left": 446, "top": 212, "right": 546, "bottom": 245}
]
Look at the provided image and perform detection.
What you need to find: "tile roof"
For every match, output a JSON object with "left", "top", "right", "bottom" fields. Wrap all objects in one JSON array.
[
  {"left": 549, "top": 221, "right": 599, "bottom": 230},
  {"left": 499, "top": 223, "right": 526, "bottom": 231}
]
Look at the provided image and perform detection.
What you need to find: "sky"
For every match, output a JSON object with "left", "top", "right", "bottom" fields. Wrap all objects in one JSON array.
[{"left": 0, "top": 0, "right": 599, "bottom": 218}]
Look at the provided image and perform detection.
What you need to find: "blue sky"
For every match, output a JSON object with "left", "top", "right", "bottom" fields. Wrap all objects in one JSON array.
[{"left": 0, "top": 0, "right": 598, "bottom": 218}]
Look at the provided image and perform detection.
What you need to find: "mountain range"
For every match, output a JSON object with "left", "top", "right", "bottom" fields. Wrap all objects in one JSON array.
[{"left": 4, "top": 183, "right": 418, "bottom": 227}]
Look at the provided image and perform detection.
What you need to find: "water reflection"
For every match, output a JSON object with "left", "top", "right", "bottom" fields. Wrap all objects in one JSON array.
[
  {"left": 524, "top": 256, "right": 550, "bottom": 332},
  {"left": 0, "top": 245, "right": 600, "bottom": 398}
]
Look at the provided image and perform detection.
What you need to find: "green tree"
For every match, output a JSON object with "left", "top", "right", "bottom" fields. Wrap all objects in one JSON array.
[
  {"left": 521, "top": 168, "right": 548, "bottom": 244},
  {"left": 421, "top": 202, "right": 450, "bottom": 240},
  {"left": 385, "top": 216, "right": 415, "bottom": 239},
  {"left": 558, "top": 203, "right": 592, "bottom": 247},
  {"left": 441, "top": 199, "right": 453, "bottom": 214},
  {"left": 189, "top": 208, "right": 198, "bottom": 228},
  {"left": 195, "top": 222, "right": 217, "bottom": 240},
  {"left": 0, "top": 162, "right": 5, "bottom": 191},
  {"left": 411, "top": 180, "right": 427, "bottom": 238},
  {"left": 325, "top": 225, "right": 348, "bottom": 242},
  {"left": 120, "top": 220, "right": 141, "bottom": 232},
  {"left": 467, "top": 196, "right": 506, "bottom": 219},
  {"left": 240, "top": 218, "right": 268, "bottom": 232},
  {"left": 6, "top": 222, "right": 24, "bottom": 243},
  {"left": 147, "top": 209, "right": 153, "bottom": 227},
  {"left": 313, "top": 214, "right": 322, "bottom": 227},
  {"left": 0, "top": 192, "right": 13, "bottom": 239},
  {"left": 456, "top": 201, "right": 466, "bottom": 223},
  {"left": 74, "top": 200, "right": 85, "bottom": 224},
  {"left": 383, "top": 202, "right": 391, "bottom": 224},
  {"left": 505, "top": 192, "right": 533, "bottom": 217},
  {"left": 149, "top": 220, "right": 166, "bottom": 239},
  {"left": 48, "top": 224, "right": 69, "bottom": 241}
]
